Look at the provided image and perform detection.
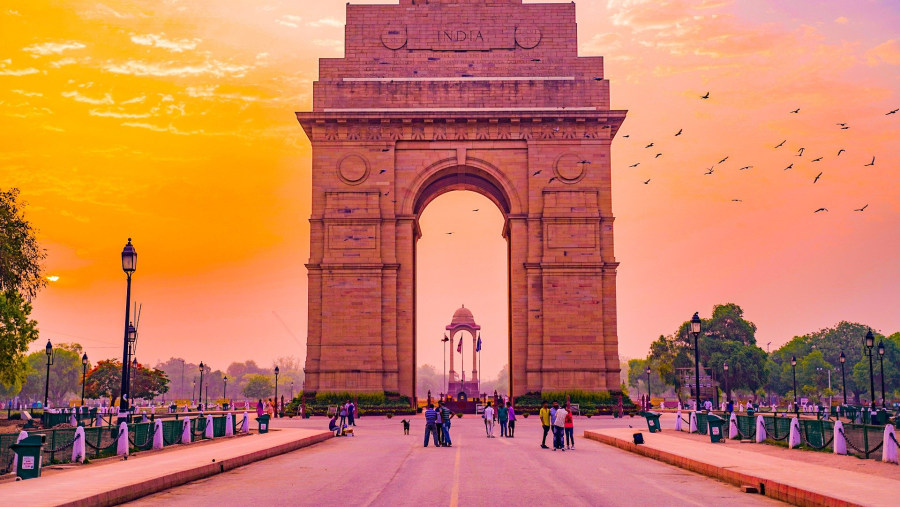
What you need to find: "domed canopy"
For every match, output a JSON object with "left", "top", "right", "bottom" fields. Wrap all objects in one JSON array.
[{"left": 446, "top": 305, "right": 481, "bottom": 331}]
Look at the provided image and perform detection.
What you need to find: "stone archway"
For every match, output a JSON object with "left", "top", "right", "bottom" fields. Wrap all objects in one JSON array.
[{"left": 297, "top": 0, "right": 626, "bottom": 403}]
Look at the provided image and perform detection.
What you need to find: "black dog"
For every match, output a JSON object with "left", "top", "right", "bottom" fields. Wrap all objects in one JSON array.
[{"left": 401, "top": 419, "right": 410, "bottom": 435}]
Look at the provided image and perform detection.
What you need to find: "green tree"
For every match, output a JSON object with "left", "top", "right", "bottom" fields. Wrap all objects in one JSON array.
[
  {"left": 19, "top": 343, "right": 85, "bottom": 406},
  {"left": 242, "top": 373, "right": 274, "bottom": 399},
  {"left": 0, "top": 188, "right": 46, "bottom": 298},
  {"left": 131, "top": 361, "right": 170, "bottom": 400},
  {"left": 0, "top": 290, "right": 39, "bottom": 391}
]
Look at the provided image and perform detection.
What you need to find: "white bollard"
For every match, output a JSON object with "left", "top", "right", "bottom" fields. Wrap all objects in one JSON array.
[
  {"left": 241, "top": 411, "right": 250, "bottom": 433},
  {"left": 116, "top": 422, "right": 129, "bottom": 456},
  {"left": 205, "top": 414, "right": 214, "bottom": 439},
  {"left": 69, "top": 414, "right": 78, "bottom": 427},
  {"left": 225, "top": 413, "right": 234, "bottom": 436},
  {"left": 883, "top": 424, "right": 898, "bottom": 464},
  {"left": 755, "top": 415, "right": 767, "bottom": 443},
  {"left": 788, "top": 417, "right": 801, "bottom": 448},
  {"left": 72, "top": 426, "right": 86, "bottom": 463},
  {"left": 11, "top": 431, "right": 28, "bottom": 473},
  {"left": 689, "top": 411, "right": 697, "bottom": 433},
  {"left": 153, "top": 419, "right": 164, "bottom": 450},
  {"left": 729, "top": 412, "right": 739, "bottom": 439},
  {"left": 674, "top": 410, "right": 682, "bottom": 431},
  {"left": 182, "top": 417, "right": 192, "bottom": 444},
  {"left": 833, "top": 420, "right": 847, "bottom": 455}
]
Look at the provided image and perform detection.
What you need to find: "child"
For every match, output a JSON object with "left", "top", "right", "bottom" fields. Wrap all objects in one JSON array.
[{"left": 564, "top": 409, "right": 574, "bottom": 450}]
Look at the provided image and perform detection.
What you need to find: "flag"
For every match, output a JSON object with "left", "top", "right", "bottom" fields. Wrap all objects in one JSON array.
[
  {"left": 476, "top": 334, "right": 482, "bottom": 352},
  {"left": 457, "top": 336, "right": 463, "bottom": 353}
]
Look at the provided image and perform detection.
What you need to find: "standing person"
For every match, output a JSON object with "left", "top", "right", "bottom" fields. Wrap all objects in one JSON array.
[
  {"left": 439, "top": 400, "right": 453, "bottom": 447},
  {"left": 339, "top": 402, "right": 348, "bottom": 428},
  {"left": 434, "top": 404, "right": 444, "bottom": 446},
  {"left": 483, "top": 402, "right": 495, "bottom": 438},
  {"left": 423, "top": 403, "right": 439, "bottom": 447},
  {"left": 507, "top": 401, "right": 516, "bottom": 438},
  {"left": 347, "top": 400, "right": 356, "bottom": 427},
  {"left": 256, "top": 399, "right": 264, "bottom": 417},
  {"left": 553, "top": 403, "right": 567, "bottom": 451},
  {"left": 564, "top": 409, "right": 574, "bottom": 450},
  {"left": 498, "top": 401, "right": 509, "bottom": 437},
  {"left": 539, "top": 401, "right": 551, "bottom": 449}
]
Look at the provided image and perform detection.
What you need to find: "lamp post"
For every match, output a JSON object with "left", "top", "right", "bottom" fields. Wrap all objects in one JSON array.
[
  {"left": 198, "top": 362, "right": 205, "bottom": 411},
  {"left": 645, "top": 365, "right": 651, "bottom": 407},
  {"left": 791, "top": 356, "right": 798, "bottom": 415},
  {"left": 442, "top": 334, "right": 449, "bottom": 396},
  {"left": 290, "top": 380, "right": 294, "bottom": 400},
  {"left": 723, "top": 361, "right": 730, "bottom": 404},
  {"left": 878, "top": 340, "right": 886, "bottom": 407},
  {"left": 864, "top": 329, "right": 875, "bottom": 407},
  {"left": 118, "top": 238, "right": 137, "bottom": 424},
  {"left": 44, "top": 340, "right": 53, "bottom": 408},
  {"left": 131, "top": 358, "right": 138, "bottom": 404},
  {"left": 223, "top": 375, "right": 228, "bottom": 401},
  {"left": 690, "top": 312, "right": 702, "bottom": 411},
  {"left": 839, "top": 351, "right": 847, "bottom": 405},
  {"left": 81, "top": 353, "right": 88, "bottom": 407},
  {"left": 192, "top": 379, "right": 196, "bottom": 404},
  {"left": 274, "top": 366, "right": 280, "bottom": 418}
]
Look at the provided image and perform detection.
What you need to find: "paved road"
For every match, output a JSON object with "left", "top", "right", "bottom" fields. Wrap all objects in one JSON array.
[{"left": 130, "top": 415, "right": 781, "bottom": 506}]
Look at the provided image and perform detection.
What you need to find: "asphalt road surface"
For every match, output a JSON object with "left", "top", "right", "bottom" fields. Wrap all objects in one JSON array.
[{"left": 129, "top": 414, "right": 781, "bottom": 506}]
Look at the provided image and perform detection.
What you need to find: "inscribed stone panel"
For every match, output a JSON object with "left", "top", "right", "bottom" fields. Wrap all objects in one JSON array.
[{"left": 546, "top": 223, "right": 596, "bottom": 249}]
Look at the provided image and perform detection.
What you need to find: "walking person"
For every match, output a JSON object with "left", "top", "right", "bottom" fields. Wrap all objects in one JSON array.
[
  {"left": 256, "top": 399, "right": 264, "bottom": 417},
  {"left": 483, "top": 402, "right": 495, "bottom": 438},
  {"left": 553, "top": 403, "right": 567, "bottom": 451},
  {"left": 439, "top": 400, "right": 453, "bottom": 447},
  {"left": 564, "top": 409, "right": 574, "bottom": 449},
  {"left": 348, "top": 400, "right": 356, "bottom": 426},
  {"left": 539, "top": 401, "right": 551, "bottom": 449},
  {"left": 498, "top": 401, "right": 509, "bottom": 437},
  {"left": 423, "top": 403, "right": 439, "bottom": 447},
  {"left": 507, "top": 401, "right": 516, "bottom": 438}
]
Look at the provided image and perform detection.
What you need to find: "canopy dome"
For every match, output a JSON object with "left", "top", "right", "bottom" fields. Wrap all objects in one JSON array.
[{"left": 451, "top": 305, "right": 476, "bottom": 326}]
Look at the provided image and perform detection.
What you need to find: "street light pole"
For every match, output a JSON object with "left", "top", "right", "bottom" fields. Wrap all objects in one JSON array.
[
  {"left": 119, "top": 238, "right": 137, "bottom": 424},
  {"left": 878, "top": 340, "right": 886, "bottom": 407},
  {"left": 192, "top": 379, "right": 196, "bottom": 404},
  {"left": 274, "top": 366, "right": 280, "bottom": 418},
  {"left": 690, "top": 312, "right": 702, "bottom": 411},
  {"left": 223, "top": 375, "right": 228, "bottom": 401},
  {"left": 44, "top": 340, "right": 53, "bottom": 408},
  {"left": 791, "top": 356, "right": 798, "bottom": 416},
  {"left": 645, "top": 365, "right": 651, "bottom": 407},
  {"left": 291, "top": 380, "right": 294, "bottom": 400},
  {"left": 839, "top": 351, "right": 847, "bottom": 405},
  {"left": 442, "top": 335, "right": 449, "bottom": 397},
  {"left": 198, "top": 362, "right": 205, "bottom": 411},
  {"left": 723, "top": 361, "right": 730, "bottom": 404},
  {"left": 865, "top": 330, "right": 875, "bottom": 407},
  {"left": 81, "top": 353, "right": 88, "bottom": 407}
]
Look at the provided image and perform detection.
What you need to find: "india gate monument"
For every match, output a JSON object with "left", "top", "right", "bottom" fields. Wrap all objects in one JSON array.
[{"left": 297, "top": 0, "right": 626, "bottom": 403}]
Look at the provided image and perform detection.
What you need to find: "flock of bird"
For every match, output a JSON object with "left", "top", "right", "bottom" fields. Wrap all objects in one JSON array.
[{"left": 607, "top": 91, "right": 898, "bottom": 214}]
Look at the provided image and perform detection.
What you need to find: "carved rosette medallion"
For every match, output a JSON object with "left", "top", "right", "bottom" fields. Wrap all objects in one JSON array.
[
  {"left": 554, "top": 153, "right": 586, "bottom": 184},
  {"left": 337, "top": 154, "right": 370, "bottom": 185},
  {"left": 381, "top": 23, "right": 408, "bottom": 50},
  {"left": 515, "top": 26, "right": 541, "bottom": 49}
]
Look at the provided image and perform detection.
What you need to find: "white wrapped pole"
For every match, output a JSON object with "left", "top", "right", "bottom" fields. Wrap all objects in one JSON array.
[
  {"left": 69, "top": 414, "right": 78, "bottom": 427},
  {"left": 72, "top": 426, "right": 86, "bottom": 463},
  {"left": 11, "top": 431, "right": 28, "bottom": 473},
  {"left": 94, "top": 412, "right": 104, "bottom": 427},
  {"left": 689, "top": 411, "right": 698, "bottom": 433},
  {"left": 204, "top": 414, "right": 214, "bottom": 439},
  {"left": 225, "top": 412, "right": 234, "bottom": 436},
  {"left": 674, "top": 410, "right": 682, "bottom": 431},
  {"left": 755, "top": 415, "right": 767, "bottom": 443},
  {"left": 729, "top": 412, "right": 739, "bottom": 439},
  {"left": 833, "top": 420, "right": 847, "bottom": 455},
  {"left": 240, "top": 411, "right": 250, "bottom": 433},
  {"left": 116, "top": 422, "right": 129, "bottom": 456},
  {"left": 152, "top": 419, "right": 164, "bottom": 450},
  {"left": 883, "top": 424, "right": 898, "bottom": 464},
  {"left": 181, "top": 417, "right": 192, "bottom": 444},
  {"left": 788, "top": 417, "right": 801, "bottom": 449}
]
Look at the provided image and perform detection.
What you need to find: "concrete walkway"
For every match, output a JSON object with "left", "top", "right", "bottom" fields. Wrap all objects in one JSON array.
[
  {"left": 585, "top": 427, "right": 898, "bottom": 507},
  {"left": 0, "top": 428, "right": 332, "bottom": 506}
]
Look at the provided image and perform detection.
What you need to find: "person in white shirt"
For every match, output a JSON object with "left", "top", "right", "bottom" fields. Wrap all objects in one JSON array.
[
  {"left": 483, "top": 402, "right": 495, "bottom": 438},
  {"left": 553, "top": 405, "right": 567, "bottom": 451}
]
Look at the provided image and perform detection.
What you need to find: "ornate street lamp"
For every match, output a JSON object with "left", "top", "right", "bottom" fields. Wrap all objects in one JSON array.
[
  {"left": 290, "top": 380, "right": 294, "bottom": 400},
  {"left": 723, "top": 361, "right": 730, "bottom": 404},
  {"left": 839, "top": 351, "right": 847, "bottom": 405},
  {"left": 442, "top": 334, "right": 450, "bottom": 396},
  {"left": 131, "top": 358, "right": 138, "bottom": 402},
  {"left": 864, "top": 329, "right": 875, "bottom": 407},
  {"left": 223, "top": 375, "right": 228, "bottom": 401},
  {"left": 274, "top": 366, "right": 280, "bottom": 418},
  {"left": 690, "top": 312, "right": 702, "bottom": 411},
  {"left": 791, "top": 356, "right": 798, "bottom": 415},
  {"left": 645, "top": 365, "right": 652, "bottom": 405},
  {"left": 81, "top": 353, "right": 89, "bottom": 407},
  {"left": 118, "top": 238, "right": 137, "bottom": 424},
  {"left": 192, "top": 379, "right": 196, "bottom": 404},
  {"left": 878, "top": 340, "right": 886, "bottom": 407},
  {"left": 198, "top": 362, "right": 205, "bottom": 411},
  {"left": 44, "top": 340, "right": 53, "bottom": 408}
]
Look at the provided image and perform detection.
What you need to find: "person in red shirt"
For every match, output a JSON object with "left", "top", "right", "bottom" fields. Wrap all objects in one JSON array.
[{"left": 564, "top": 410, "right": 575, "bottom": 450}]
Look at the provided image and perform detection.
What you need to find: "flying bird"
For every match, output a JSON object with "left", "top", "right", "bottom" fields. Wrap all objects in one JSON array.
[
  {"left": 379, "top": 169, "right": 387, "bottom": 174},
  {"left": 854, "top": 204, "right": 868, "bottom": 212},
  {"left": 675, "top": 129, "right": 683, "bottom": 136},
  {"left": 864, "top": 156, "right": 875, "bottom": 166},
  {"left": 532, "top": 170, "right": 542, "bottom": 176},
  {"left": 837, "top": 149, "right": 845, "bottom": 156},
  {"left": 531, "top": 58, "right": 541, "bottom": 62},
  {"left": 739, "top": 166, "right": 753, "bottom": 171},
  {"left": 445, "top": 232, "right": 454, "bottom": 235},
  {"left": 384, "top": 191, "right": 390, "bottom": 196},
  {"left": 887, "top": 108, "right": 899, "bottom": 115},
  {"left": 548, "top": 177, "right": 558, "bottom": 183},
  {"left": 775, "top": 140, "right": 786, "bottom": 148},
  {"left": 813, "top": 172, "right": 823, "bottom": 183},
  {"left": 704, "top": 167, "right": 714, "bottom": 175},
  {"left": 814, "top": 208, "right": 828, "bottom": 213},
  {"left": 811, "top": 157, "right": 823, "bottom": 162},
  {"left": 593, "top": 77, "right": 603, "bottom": 81},
  {"left": 797, "top": 148, "right": 805, "bottom": 156},
  {"left": 381, "top": 148, "right": 391, "bottom": 152},
  {"left": 655, "top": 153, "right": 662, "bottom": 158},
  {"left": 731, "top": 199, "right": 743, "bottom": 202},
  {"left": 701, "top": 91, "right": 710, "bottom": 99},
  {"left": 645, "top": 142, "right": 654, "bottom": 148},
  {"left": 472, "top": 209, "right": 479, "bottom": 212},
  {"left": 643, "top": 179, "right": 651, "bottom": 184},
  {"left": 629, "top": 163, "right": 640, "bottom": 168},
  {"left": 841, "top": 126, "right": 850, "bottom": 130},
  {"left": 718, "top": 156, "right": 729, "bottom": 164},
  {"left": 836, "top": 123, "right": 847, "bottom": 127},
  {"left": 622, "top": 134, "right": 630, "bottom": 138},
  {"left": 790, "top": 108, "right": 800, "bottom": 114},
  {"left": 578, "top": 160, "right": 591, "bottom": 164},
  {"left": 784, "top": 163, "right": 794, "bottom": 170}
]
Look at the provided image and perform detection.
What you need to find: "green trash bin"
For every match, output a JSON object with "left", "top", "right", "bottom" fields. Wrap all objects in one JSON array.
[
  {"left": 256, "top": 414, "right": 270, "bottom": 434},
  {"left": 643, "top": 411, "right": 662, "bottom": 433},
  {"left": 747, "top": 408, "right": 755, "bottom": 418},
  {"left": 706, "top": 413, "right": 726, "bottom": 443},
  {"left": 10, "top": 434, "right": 46, "bottom": 480}
]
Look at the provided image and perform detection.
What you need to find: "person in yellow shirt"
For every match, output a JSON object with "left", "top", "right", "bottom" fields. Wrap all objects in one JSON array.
[{"left": 539, "top": 401, "right": 551, "bottom": 449}]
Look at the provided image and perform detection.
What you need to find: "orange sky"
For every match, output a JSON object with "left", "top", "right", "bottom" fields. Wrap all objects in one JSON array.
[{"left": 2, "top": 0, "right": 899, "bottom": 381}]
